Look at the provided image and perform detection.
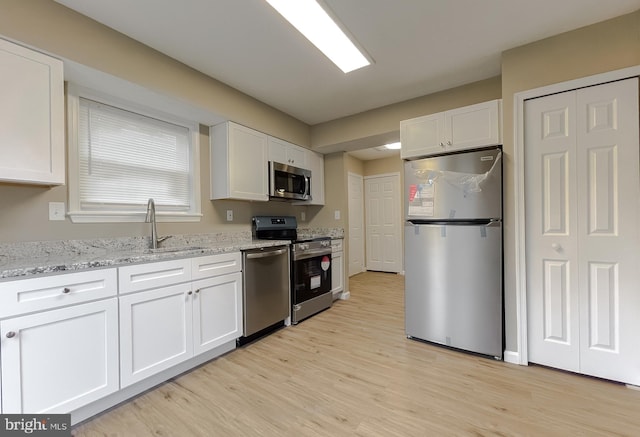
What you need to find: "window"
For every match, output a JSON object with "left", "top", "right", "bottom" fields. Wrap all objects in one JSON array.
[{"left": 67, "top": 86, "right": 201, "bottom": 223}]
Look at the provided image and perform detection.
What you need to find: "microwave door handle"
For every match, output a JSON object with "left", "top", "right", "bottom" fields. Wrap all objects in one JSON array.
[{"left": 304, "top": 176, "right": 310, "bottom": 199}]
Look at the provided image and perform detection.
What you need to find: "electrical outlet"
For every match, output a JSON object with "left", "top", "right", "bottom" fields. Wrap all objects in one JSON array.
[
  {"left": 334, "top": 210, "right": 341, "bottom": 220},
  {"left": 49, "top": 202, "right": 66, "bottom": 221},
  {"left": 300, "top": 211, "right": 306, "bottom": 221},
  {"left": 226, "top": 210, "right": 233, "bottom": 221}
]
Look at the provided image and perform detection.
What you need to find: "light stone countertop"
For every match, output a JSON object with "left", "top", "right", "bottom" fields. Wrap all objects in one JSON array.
[
  {"left": 0, "top": 232, "right": 288, "bottom": 280},
  {"left": 0, "top": 227, "right": 344, "bottom": 280}
]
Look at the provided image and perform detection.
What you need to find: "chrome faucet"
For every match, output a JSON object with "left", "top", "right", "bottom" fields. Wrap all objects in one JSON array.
[{"left": 145, "top": 198, "right": 169, "bottom": 249}]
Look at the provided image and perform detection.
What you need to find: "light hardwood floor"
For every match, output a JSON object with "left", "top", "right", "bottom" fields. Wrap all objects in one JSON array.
[{"left": 73, "top": 271, "right": 640, "bottom": 436}]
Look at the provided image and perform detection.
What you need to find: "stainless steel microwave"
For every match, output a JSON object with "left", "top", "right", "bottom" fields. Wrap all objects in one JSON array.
[{"left": 269, "top": 161, "right": 311, "bottom": 201}]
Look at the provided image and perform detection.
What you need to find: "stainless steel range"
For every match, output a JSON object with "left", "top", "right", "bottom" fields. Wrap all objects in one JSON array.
[{"left": 253, "top": 216, "right": 333, "bottom": 324}]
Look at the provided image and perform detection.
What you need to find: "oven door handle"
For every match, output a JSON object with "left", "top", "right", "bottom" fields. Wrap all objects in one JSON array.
[
  {"left": 245, "top": 248, "right": 288, "bottom": 259},
  {"left": 293, "top": 248, "right": 331, "bottom": 261}
]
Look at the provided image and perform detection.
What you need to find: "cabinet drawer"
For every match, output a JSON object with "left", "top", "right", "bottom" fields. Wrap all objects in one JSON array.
[
  {"left": 0, "top": 268, "right": 117, "bottom": 318},
  {"left": 191, "top": 252, "right": 241, "bottom": 281},
  {"left": 119, "top": 259, "right": 191, "bottom": 295},
  {"left": 331, "top": 239, "right": 343, "bottom": 252}
]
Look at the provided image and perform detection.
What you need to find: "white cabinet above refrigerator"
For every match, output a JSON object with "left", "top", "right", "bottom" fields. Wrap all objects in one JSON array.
[{"left": 400, "top": 99, "right": 501, "bottom": 159}]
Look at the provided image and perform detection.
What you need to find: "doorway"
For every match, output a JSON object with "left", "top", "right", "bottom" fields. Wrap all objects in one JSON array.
[{"left": 364, "top": 173, "right": 402, "bottom": 273}]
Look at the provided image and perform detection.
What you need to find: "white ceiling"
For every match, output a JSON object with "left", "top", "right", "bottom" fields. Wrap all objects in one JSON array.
[{"left": 55, "top": 0, "right": 640, "bottom": 129}]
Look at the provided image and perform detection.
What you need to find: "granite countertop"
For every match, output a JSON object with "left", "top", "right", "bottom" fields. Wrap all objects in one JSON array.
[
  {"left": 297, "top": 227, "right": 344, "bottom": 240},
  {"left": 0, "top": 227, "right": 344, "bottom": 280},
  {"left": 0, "top": 232, "right": 289, "bottom": 280}
]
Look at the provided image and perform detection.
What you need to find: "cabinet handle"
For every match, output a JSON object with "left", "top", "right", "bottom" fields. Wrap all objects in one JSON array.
[
  {"left": 62, "top": 287, "right": 71, "bottom": 294},
  {"left": 6, "top": 331, "right": 16, "bottom": 338}
]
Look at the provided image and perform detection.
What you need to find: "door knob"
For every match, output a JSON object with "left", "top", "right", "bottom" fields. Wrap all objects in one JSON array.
[{"left": 551, "top": 243, "right": 562, "bottom": 252}]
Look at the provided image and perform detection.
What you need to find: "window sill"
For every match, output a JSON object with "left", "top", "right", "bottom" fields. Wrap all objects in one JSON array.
[{"left": 68, "top": 211, "right": 203, "bottom": 224}]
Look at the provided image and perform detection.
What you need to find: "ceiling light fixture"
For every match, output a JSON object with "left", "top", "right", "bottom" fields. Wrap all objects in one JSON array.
[
  {"left": 384, "top": 142, "right": 401, "bottom": 150},
  {"left": 265, "top": 0, "right": 371, "bottom": 73}
]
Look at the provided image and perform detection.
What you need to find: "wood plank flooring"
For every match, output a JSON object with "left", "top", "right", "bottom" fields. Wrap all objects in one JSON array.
[{"left": 73, "top": 271, "right": 640, "bottom": 436}]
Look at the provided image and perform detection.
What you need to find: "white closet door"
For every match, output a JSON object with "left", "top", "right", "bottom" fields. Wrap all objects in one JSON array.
[
  {"left": 575, "top": 79, "right": 640, "bottom": 384},
  {"left": 526, "top": 78, "right": 640, "bottom": 385},
  {"left": 365, "top": 174, "right": 402, "bottom": 273},
  {"left": 525, "top": 90, "right": 580, "bottom": 373}
]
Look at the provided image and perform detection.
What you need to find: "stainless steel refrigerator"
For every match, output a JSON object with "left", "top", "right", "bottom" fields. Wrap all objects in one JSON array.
[{"left": 404, "top": 147, "right": 503, "bottom": 358}]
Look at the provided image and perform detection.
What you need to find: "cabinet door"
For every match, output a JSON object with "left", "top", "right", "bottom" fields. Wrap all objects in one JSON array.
[
  {"left": 331, "top": 250, "right": 344, "bottom": 297},
  {"left": 294, "top": 150, "right": 324, "bottom": 206},
  {"left": 119, "top": 284, "right": 193, "bottom": 387},
  {"left": 1, "top": 298, "right": 119, "bottom": 413},
  {"left": 0, "top": 38, "right": 64, "bottom": 185},
  {"left": 400, "top": 113, "right": 445, "bottom": 159},
  {"left": 444, "top": 100, "right": 501, "bottom": 152},
  {"left": 268, "top": 137, "right": 306, "bottom": 167},
  {"left": 192, "top": 272, "right": 242, "bottom": 355},
  {"left": 210, "top": 121, "right": 268, "bottom": 201}
]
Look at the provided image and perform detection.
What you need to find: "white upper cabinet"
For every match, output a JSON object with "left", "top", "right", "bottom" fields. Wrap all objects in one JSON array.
[
  {"left": 268, "top": 136, "right": 306, "bottom": 168},
  {"left": 210, "top": 121, "right": 269, "bottom": 201},
  {"left": 294, "top": 149, "right": 324, "bottom": 205},
  {"left": 401, "top": 99, "right": 501, "bottom": 159},
  {"left": 0, "top": 38, "right": 64, "bottom": 185}
]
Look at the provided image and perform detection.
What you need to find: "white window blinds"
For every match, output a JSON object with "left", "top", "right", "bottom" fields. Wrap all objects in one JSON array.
[{"left": 78, "top": 98, "right": 192, "bottom": 212}]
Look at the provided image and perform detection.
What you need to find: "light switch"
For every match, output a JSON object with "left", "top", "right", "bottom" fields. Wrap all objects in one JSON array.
[
  {"left": 334, "top": 210, "right": 341, "bottom": 220},
  {"left": 226, "top": 210, "right": 233, "bottom": 221},
  {"left": 49, "top": 202, "right": 66, "bottom": 221},
  {"left": 300, "top": 211, "right": 306, "bottom": 221}
]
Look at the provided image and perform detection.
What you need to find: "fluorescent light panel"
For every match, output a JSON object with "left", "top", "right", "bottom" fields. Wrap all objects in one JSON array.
[
  {"left": 384, "top": 142, "right": 401, "bottom": 150},
  {"left": 265, "top": 0, "right": 370, "bottom": 73}
]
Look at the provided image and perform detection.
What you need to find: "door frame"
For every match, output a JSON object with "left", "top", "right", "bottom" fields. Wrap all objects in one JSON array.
[
  {"left": 363, "top": 172, "right": 403, "bottom": 273},
  {"left": 347, "top": 172, "right": 365, "bottom": 277},
  {"left": 512, "top": 65, "right": 640, "bottom": 366}
]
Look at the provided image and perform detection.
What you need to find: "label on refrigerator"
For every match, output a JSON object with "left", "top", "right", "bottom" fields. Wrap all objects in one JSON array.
[{"left": 408, "top": 183, "right": 435, "bottom": 217}]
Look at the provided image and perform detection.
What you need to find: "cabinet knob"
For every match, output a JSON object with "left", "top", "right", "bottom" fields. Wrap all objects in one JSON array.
[
  {"left": 447, "top": 140, "right": 452, "bottom": 146},
  {"left": 6, "top": 331, "right": 16, "bottom": 338},
  {"left": 187, "top": 291, "right": 193, "bottom": 295},
  {"left": 440, "top": 142, "right": 445, "bottom": 148},
  {"left": 62, "top": 287, "right": 71, "bottom": 294},
  {"left": 195, "top": 289, "right": 200, "bottom": 294}
]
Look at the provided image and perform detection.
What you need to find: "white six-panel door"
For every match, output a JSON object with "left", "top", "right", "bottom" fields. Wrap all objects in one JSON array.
[
  {"left": 525, "top": 78, "right": 640, "bottom": 385},
  {"left": 365, "top": 174, "right": 402, "bottom": 273}
]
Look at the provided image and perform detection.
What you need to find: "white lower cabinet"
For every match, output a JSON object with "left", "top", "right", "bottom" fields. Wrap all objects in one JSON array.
[
  {"left": 331, "top": 239, "right": 345, "bottom": 298},
  {"left": 193, "top": 272, "right": 242, "bottom": 355},
  {"left": 1, "top": 298, "right": 119, "bottom": 413},
  {"left": 118, "top": 253, "right": 243, "bottom": 388},
  {"left": 119, "top": 283, "right": 194, "bottom": 388},
  {"left": 0, "top": 253, "right": 243, "bottom": 417}
]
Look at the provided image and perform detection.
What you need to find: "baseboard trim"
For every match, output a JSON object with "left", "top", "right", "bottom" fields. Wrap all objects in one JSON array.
[
  {"left": 340, "top": 291, "right": 351, "bottom": 300},
  {"left": 503, "top": 350, "right": 522, "bottom": 365}
]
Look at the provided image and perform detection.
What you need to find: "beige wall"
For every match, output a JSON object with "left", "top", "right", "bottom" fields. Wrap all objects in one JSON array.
[
  {"left": 500, "top": 10, "right": 640, "bottom": 352},
  {"left": 0, "top": 0, "right": 309, "bottom": 145},
  {"left": 310, "top": 76, "right": 502, "bottom": 152},
  {"left": 363, "top": 155, "right": 402, "bottom": 177},
  {"left": 0, "top": 126, "right": 308, "bottom": 242}
]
